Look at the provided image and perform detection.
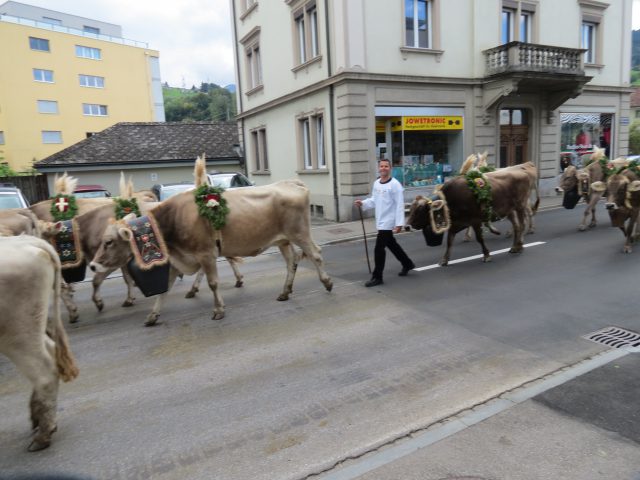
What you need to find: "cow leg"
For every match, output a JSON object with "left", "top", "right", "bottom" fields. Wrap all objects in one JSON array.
[
  {"left": 526, "top": 205, "right": 535, "bottom": 234},
  {"left": 227, "top": 257, "right": 244, "bottom": 288},
  {"left": 291, "top": 239, "right": 333, "bottom": 293},
  {"left": 508, "top": 210, "right": 524, "bottom": 253},
  {"left": 580, "top": 194, "right": 599, "bottom": 230},
  {"left": 120, "top": 267, "right": 136, "bottom": 307},
  {"left": 185, "top": 269, "right": 203, "bottom": 298},
  {"left": 623, "top": 219, "right": 637, "bottom": 253},
  {"left": 198, "top": 257, "right": 225, "bottom": 320},
  {"left": 440, "top": 226, "right": 462, "bottom": 266},
  {"left": 91, "top": 269, "right": 110, "bottom": 311},
  {"left": 463, "top": 227, "right": 473, "bottom": 242},
  {"left": 3, "top": 335, "right": 59, "bottom": 451},
  {"left": 145, "top": 266, "right": 180, "bottom": 326},
  {"left": 60, "top": 281, "right": 78, "bottom": 324},
  {"left": 276, "top": 243, "right": 298, "bottom": 301},
  {"left": 472, "top": 223, "right": 491, "bottom": 262}
]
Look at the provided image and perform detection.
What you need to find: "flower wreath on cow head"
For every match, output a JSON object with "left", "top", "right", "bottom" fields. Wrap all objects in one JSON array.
[
  {"left": 114, "top": 197, "right": 141, "bottom": 220},
  {"left": 50, "top": 194, "right": 78, "bottom": 221},
  {"left": 193, "top": 185, "right": 229, "bottom": 230}
]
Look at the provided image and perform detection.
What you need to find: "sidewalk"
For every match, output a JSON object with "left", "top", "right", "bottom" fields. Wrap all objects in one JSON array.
[{"left": 311, "top": 194, "right": 563, "bottom": 247}]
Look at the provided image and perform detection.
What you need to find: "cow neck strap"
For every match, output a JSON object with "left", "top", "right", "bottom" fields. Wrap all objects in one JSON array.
[
  {"left": 49, "top": 218, "right": 84, "bottom": 269},
  {"left": 125, "top": 214, "right": 170, "bottom": 270},
  {"left": 429, "top": 189, "right": 450, "bottom": 234}
]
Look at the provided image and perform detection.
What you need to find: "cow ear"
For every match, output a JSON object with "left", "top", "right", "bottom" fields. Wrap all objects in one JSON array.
[
  {"left": 591, "top": 181, "right": 606, "bottom": 192},
  {"left": 628, "top": 181, "right": 640, "bottom": 192},
  {"left": 118, "top": 227, "right": 133, "bottom": 242},
  {"left": 415, "top": 195, "right": 424, "bottom": 200}
]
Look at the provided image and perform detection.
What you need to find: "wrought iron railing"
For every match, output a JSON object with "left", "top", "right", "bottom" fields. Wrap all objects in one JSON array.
[{"left": 484, "top": 41, "right": 585, "bottom": 76}]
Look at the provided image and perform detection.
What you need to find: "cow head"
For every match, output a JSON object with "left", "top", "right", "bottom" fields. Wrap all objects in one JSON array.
[
  {"left": 603, "top": 175, "right": 640, "bottom": 212},
  {"left": 89, "top": 216, "right": 135, "bottom": 273},
  {"left": 556, "top": 166, "right": 578, "bottom": 193},
  {"left": 406, "top": 194, "right": 450, "bottom": 248}
]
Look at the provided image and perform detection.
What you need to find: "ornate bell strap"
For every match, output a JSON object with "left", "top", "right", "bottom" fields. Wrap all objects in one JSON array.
[
  {"left": 126, "top": 214, "right": 170, "bottom": 270},
  {"left": 49, "top": 219, "right": 84, "bottom": 269}
]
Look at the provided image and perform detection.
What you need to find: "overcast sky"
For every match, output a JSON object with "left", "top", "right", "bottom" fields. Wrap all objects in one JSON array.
[
  {"left": 12, "top": 1, "right": 640, "bottom": 88},
  {"left": 15, "top": 0, "right": 236, "bottom": 88}
]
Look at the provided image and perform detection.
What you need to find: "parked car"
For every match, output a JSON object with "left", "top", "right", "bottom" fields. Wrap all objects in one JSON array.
[
  {"left": 0, "top": 183, "right": 29, "bottom": 209},
  {"left": 207, "top": 172, "right": 254, "bottom": 189},
  {"left": 74, "top": 184, "right": 111, "bottom": 198},
  {"left": 151, "top": 182, "right": 195, "bottom": 201}
]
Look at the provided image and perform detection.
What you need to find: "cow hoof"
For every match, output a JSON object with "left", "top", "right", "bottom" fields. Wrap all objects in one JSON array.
[
  {"left": 589, "top": 223, "right": 597, "bottom": 229},
  {"left": 95, "top": 301, "right": 104, "bottom": 312},
  {"left": 28, "top": 436, "right": 51, "bottom": 452},
  {"left": 623, "top": 247, "right": 632, "bottom": 254},
  {"left": 122, "top": 299, "right": 135, "bottom": 307},
  {"left": 463, "top": 237, "right": 471, "bottom": 243},
  {"left": 578, "top": 225, "right": 587, "bottom": 232},
  {"left": 212, "top": 312, "right": 225, "bottom": 321},
  {"left": 483, "top": 256, "right": 491, "bottom": 263},
  {"left": 509, "top": 247, "right": 523, "bottom": 253},
  {"left": 439, "top": 260, "right": 449, "bottom": 267},
  {"left": 144, "top": 316, "right": 159, "bottom": 327},
  {"left": 69, "top": 312, "right": 79, "bottom": 324},
  {"left": 325, "top": 281, "right": 333, "bottom": 292},
  {"left": 185, "top": 290, "right": 197, "bottom": 299},
  {"left": 277, "top": 293, "right": 290, "bottom": 301},
  {"left": 235, "top": 280, "right": 244, "bottom": 288}
]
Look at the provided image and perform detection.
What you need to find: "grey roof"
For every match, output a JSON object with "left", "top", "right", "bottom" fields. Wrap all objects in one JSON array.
[{"left": 35, "top": 122, "right": 241, "bottom": 168}]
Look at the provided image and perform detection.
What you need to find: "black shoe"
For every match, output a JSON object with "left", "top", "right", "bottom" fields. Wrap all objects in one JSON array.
[
  {"left": 398, "top": 262, "right": 416, "bottom": 276},
  {"left": 364, "top": 277, "right": 383, "bottom": 287}
]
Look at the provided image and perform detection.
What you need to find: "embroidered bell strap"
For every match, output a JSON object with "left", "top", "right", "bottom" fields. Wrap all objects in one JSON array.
[
  {"left": 126, "top": 214, "right": 169, "bottom": 270},
  {"left": 50, "top": 219, "right": 84, "bottom": 269}
]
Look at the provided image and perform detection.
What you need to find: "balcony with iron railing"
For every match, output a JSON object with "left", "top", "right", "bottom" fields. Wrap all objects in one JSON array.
[{"left": 484, "top": 41, "right": 586, "bottom": 77}]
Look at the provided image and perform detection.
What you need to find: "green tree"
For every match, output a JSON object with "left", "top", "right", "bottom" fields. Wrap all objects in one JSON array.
[
  {"left": 0, "top": 162, "right": 17, "bottom": 176},
  {"left": 629, "top": 120, "right": 640, "bottom": 155}
]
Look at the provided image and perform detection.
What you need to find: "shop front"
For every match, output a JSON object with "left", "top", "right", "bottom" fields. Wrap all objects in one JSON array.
[
  {"left": 559, "top": 112, "right": 613, "bottom": 170},
  {"left": 375, "top": 107, "right": 464, "bottom": 189}
]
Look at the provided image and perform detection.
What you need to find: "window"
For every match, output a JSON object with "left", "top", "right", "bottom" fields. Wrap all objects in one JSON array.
[
  {"left": 42, "top": 17, "right": 62, "bottom": 25},
  {"left": 29, "top": 37, "right": 50, "bottom": 52},
  {"left": 83, "top": 103, "right": 108, "bottom": 116},
  {"left": 405, "top": 0, "right": 431, "bottom": 48},
  {"left": 240, "top": 27, "right": 262, "bottom": 92},
  {"left": 501, "top": 1, "right": 534, "bottom": 44},
  {"left": 83, "top": 26, "right": 100, "bottom": 35},
  {"left": 292, "top": 1, "right": 320, "bottom": 65},
  {"left": 79, "top": 74, "right": 105, "bottom": 88},
  {"left": 251, "top": 127, "right": 269, "bottom": 172},
  {"left": 582, "top": 22, "right": 596, "bottom": 64},
  {"left": 37, "top": 100, "right": 58, "bottom": 114},
  {"left": 75, "top": 45, "right": 101, "bottom": 60},
  {"left": 42, "top": 131, "right": 62, "bottom": 144},
  {"left": 33, "top": 68, "right": 54, "bottom": 83},
  {"left": 579, "top": 0, "right": 607, "bottom": 66},
  {"left": 298, "top": 112, "right": 326, "bottom": 170},
  {"left": 0, "top": 131, "right": 4, "bottom": 145}
]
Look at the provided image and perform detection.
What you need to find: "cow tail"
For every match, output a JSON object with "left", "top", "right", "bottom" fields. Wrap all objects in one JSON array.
[
  {"left": 45, "top": 242, "right": 79, "bottom": 382},
  {"left": 531, "top": 182, "right": 540, "bottom": 215}
]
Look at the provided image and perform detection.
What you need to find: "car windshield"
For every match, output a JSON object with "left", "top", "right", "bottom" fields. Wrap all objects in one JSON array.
[
  {"left": 209, "top": 176, "right": 233, "bottom": 189},
  {"left": 0, "top": 192, "right": 25, "bottom": 209},
  {"left": 160, "top": 184, "right": 194, "bottom": 200},
  {"left": 74, "top": 191, "right": 109, "bottom": 199}
]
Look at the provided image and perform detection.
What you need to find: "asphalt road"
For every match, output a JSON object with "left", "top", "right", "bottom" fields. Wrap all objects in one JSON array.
[{"left": 1, "top": 205, "right": 639, "bottom": 480}]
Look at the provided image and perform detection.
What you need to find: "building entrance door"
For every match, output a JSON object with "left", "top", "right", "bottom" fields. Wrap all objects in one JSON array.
[{"left": 499, "top": 109, "right": 529, "bottom": 168}]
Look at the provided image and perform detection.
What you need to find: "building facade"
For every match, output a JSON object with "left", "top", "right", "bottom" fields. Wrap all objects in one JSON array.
[
  {"left": 0, "top": 1, "right": 165, "bottom": 171},
  {"left": 230, "top": 0, "right": 633, "bottom": 221}
]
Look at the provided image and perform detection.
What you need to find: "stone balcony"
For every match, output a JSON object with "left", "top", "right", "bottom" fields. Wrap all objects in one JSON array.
[{"left": 484, "top": 41, "right": 586, "bottom": 76}]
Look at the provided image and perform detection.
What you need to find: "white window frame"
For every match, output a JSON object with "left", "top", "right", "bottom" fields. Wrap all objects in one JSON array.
[
  {"left": 297, "top": 111, "right": 326, "bottom": 171},
  {"left": 75, "top": 45, "right": 102, "bottom": 60},
  {"left": 581, "top": 21, "right": 596, "bottom": 64},
  {"left": 405, "top": 0, "right": 432, "bottom": 49},
  {"left": 37, "top": 100, "right": 59, "bottom": 114},
  {"left": 250, "top": 127, "right": 269, "bottom": 172},
  {"left": 502, "top": 1, "right": 536, "bottom": 44},
  {"left": 240, "top": 28, "right": 263, "bottom": 93},
  {"left": 83, "top": 25, "right": 100, "bottom": 35},
  {"left": 579, "top": 0, "right": 607, "bottom": 67},
  {"left": 79, "top": 74, "right": 105, "bottom": 88},
  {"left": 291, "top": 0, "right": 320, "bottom": 66},
  {"left": 42, "top": 131, "right": 62, "bottom": 144},
  {"left": 82, "top": 103, "right": 108, "bottom": 116},
  {"left": 33, "top": 68, "right": 54, "bottom": 83}
]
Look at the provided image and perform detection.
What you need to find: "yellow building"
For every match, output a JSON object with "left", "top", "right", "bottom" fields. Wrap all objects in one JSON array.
[{"left": 0, "top": 1, "right": 164, "bottom": 171}]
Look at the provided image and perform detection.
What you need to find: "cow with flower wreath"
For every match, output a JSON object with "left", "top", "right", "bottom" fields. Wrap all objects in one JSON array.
[
  {"left": 406, "top": 161, "right": 537, "bottom": 266},
  {"left": 556, "top": 147, "right": 628, "bottom": 231},
  {"left": 90, "top": 155, "right": 333, "bottom": 326}
]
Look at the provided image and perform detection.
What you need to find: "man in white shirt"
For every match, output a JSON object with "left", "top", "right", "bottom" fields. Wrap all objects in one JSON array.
[{"left": 354, "top": 158, "right": 415, "bottom": 287}]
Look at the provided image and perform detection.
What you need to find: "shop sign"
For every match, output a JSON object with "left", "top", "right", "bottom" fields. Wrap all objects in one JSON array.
[{"left": 401, "top": 116, "right": 463, "bottom": 131}]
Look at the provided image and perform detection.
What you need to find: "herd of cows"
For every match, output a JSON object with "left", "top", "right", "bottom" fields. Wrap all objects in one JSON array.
[{"left": 1, "top": 148, "right": 639, "bottom": 451}]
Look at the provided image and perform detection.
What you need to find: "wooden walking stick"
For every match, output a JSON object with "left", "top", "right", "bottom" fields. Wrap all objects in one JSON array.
[{"left": 357, "top": 204, "right": 372, "bottom": 274}]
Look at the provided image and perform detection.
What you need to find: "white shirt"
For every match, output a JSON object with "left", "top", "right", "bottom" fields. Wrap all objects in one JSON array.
[{"left": 360, "top": 177, "right": 405, "bottom": 230}]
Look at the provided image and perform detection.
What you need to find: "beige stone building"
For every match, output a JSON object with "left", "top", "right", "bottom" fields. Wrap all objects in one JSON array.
[{"left": 231, "top": 0, "right": 633, "bottom": 221}]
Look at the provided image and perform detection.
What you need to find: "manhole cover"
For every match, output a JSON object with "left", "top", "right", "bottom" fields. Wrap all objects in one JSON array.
[{"left": 583, "top": 326, "right": 640, "bottom": 348}]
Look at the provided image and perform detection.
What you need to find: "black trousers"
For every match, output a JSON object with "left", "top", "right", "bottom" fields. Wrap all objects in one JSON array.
[{"left": 372, "top": 230, "right": 413, "bottom": 279}]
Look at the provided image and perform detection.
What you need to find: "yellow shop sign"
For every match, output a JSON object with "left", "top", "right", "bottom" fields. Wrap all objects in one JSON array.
[{"left": 401, "top": 116, "right": 464, "bottom": 131}]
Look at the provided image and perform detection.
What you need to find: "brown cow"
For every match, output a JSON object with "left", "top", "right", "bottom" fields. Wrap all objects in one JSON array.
[
  {"left": 0, "top": 208, "right": 41, "bottom": 237},
  {"left": 407, "top": 162, "right": 536, "bottom": 266},
  {"left": 556, "top": 148, "right": 627, "bottom": 231},
  {"left": 90, "top": 156, "right": 332, "bottom": 326},
  {"left": 0, "top": 235, "right": 79, "bottom": 451},
  {"left": 592, "top": 166, "right": 640, "bottom": 253}
]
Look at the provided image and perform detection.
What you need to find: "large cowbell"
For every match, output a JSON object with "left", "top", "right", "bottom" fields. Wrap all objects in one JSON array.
[{"left": 562, "top": 187, "right": 581, "bottom": 209}]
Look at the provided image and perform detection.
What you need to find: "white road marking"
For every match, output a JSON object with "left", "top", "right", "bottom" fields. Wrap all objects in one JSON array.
[{"left": 414, "top": 241, "right": 547, "bottom": 271}]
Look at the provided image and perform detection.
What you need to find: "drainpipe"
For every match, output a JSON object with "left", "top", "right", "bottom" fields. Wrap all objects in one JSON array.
[
  {"left": 230, "top": 0, "right": 247, "bottom": 176},
  {"left": 324, "top": 0, "right": 339, "bottom": 221}
]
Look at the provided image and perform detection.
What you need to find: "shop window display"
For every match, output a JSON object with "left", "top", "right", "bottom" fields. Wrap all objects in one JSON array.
[{"left": 560, "top": 113, "right": 612, "bottom": 170}]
